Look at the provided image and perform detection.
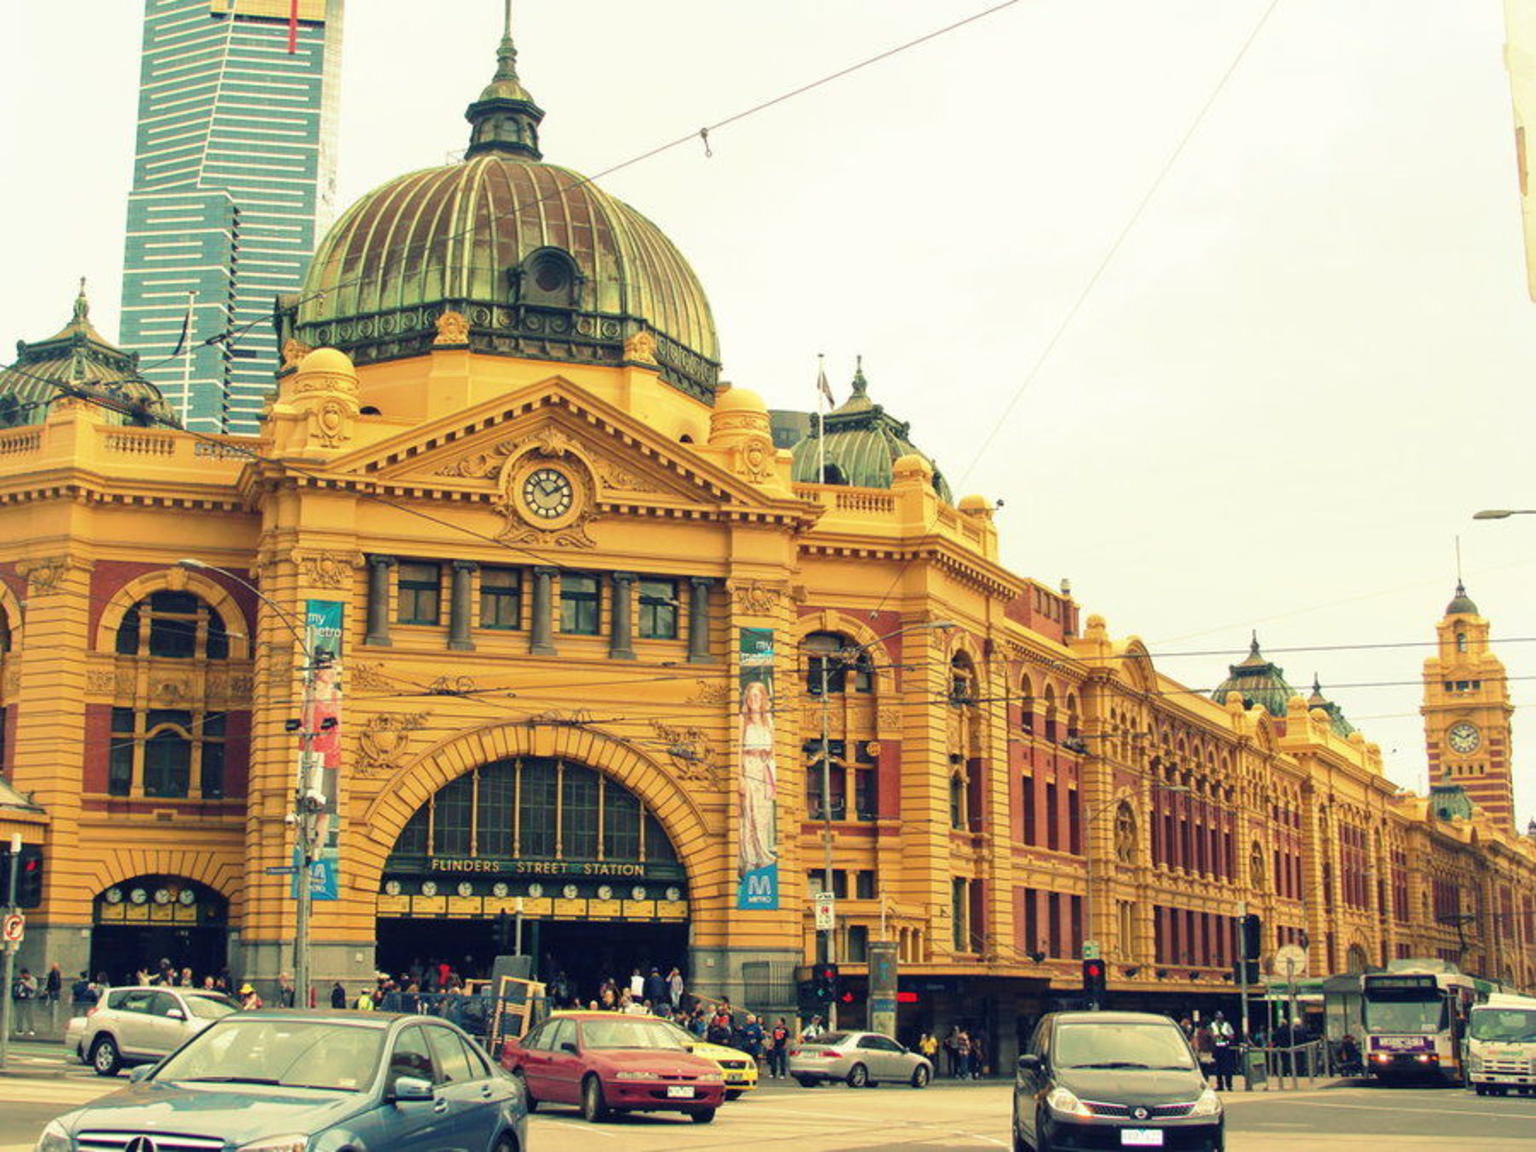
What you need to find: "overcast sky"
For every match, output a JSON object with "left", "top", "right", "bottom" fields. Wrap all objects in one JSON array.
[{"left": 5, "top": 1, "right": 1536, "bottom": 824}]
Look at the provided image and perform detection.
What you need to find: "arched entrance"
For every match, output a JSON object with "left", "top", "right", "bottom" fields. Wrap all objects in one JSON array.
[
  {"left": 91, "top": 876, "right": 228, "bottom": 985},
  {"left": 376, "top": 755, "right": 689, "bottom": 1004}
]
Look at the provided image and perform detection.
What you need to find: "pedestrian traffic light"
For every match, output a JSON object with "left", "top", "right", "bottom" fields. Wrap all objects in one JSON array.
[
  {"left": 17, "top": 847, "right": 41, "bottom": 908},
  {"left": 813, "top": 963, "right": 840, "bottom": 1002},
  {"left": 1081, "top": 957, "right": 1107, "bottom": 1000},
  {"left": 492, "top": 910, "right": 512, "bottom": 952},
  {"left": 1240, "top": 914, "right": 1262, "bottom": 961}
]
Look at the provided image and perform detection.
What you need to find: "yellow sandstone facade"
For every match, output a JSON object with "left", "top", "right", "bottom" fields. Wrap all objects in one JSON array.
[{"left": 0, "top": 27, "right": 1533, "bottom": 1063}]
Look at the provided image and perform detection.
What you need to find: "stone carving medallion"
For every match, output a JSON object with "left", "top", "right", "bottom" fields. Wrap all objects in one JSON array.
[
  {"left": 357, "top": 711, "right": 433, "bottom": 776},
  {"left": 296, "top": 551, "right": 361, "bottom": 590},
  {"left": 434, "top": 310, "right": 470, "bottom": 345}
]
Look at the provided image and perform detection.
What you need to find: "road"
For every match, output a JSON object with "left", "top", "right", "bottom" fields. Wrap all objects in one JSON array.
[{"left": 2, "top": 1052, "right": 1535, "bottom": 1151}]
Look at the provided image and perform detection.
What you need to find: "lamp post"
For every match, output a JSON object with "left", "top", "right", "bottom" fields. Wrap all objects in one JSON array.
[
  {"left": 0, "top": 833, "right": 20, "bottom": 1069},
  {"left": 816, "top": 619, "right": 955, "bottom": 1028},
  {"left": 1472, "top": 510, "right": 1536, "bottom": 519},
  {"left": 178, "top": 559, "right": 328, "bottom": 1008}
]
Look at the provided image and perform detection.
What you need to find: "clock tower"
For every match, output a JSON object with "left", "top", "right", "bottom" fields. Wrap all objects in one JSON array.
[{"left": 1422, "top": 583, "right": 1516, "bottom": 832}]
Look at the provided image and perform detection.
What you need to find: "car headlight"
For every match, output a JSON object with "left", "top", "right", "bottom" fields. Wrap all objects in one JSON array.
[
  {"left": 35, "top": 1119, "right": 71, "bottom": 1152},
  {"left": 1189, "top": 1088, "right": 1223, "bottom": 1117},
  {"left": 614, "top": 1071, "right": 652, "bottom": 1080},
  {"left": 1045, "top": 1085, "right": 1092, "bottom": 1117},
  {"left": 696, "top": 1072, "right": 723, "bottom": 1083},
  {"left": 236, "top": 1137, "right": 309, "bottom": 1152}
]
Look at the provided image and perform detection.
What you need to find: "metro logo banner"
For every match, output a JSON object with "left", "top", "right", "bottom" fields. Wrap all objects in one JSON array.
[
  {"left": 737, "top": 628, "right": 779, "bottom": 910},
  {"left": 291, "top": 599, "right": 343, "bottom": 901}
]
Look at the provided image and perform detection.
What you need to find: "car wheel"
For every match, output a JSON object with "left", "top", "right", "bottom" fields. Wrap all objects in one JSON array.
[
  {"left": 794, "top": 1075, "right": 818, "bottom": 1088},
  {"left": 513, "top": 1071, "right": 537, "bottom": 1113},
  {"left": 581, "top": 1074, "right": 610, "bottom": 1123},
  {"left": 910, "top": 1064, "right": 931, "bottom": 1089},
  {"left": 847, "top": 1062, "right": 869, "bottom": 1088},
  {"left": 90, "top": 1035, "right": 121, "bottom": 1077},
  {"left": 691, "top": 1107, "right": 717, "bottom": 1124},
  {"left": 724, "top": 1088, "right": 743, "bottom": 1101},
  {"left": 1475, "top": 1084, "right": 1488, "bottom": 1096}
]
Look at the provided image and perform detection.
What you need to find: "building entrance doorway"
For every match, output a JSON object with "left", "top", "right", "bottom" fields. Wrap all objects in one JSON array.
[{"left": 90, "top": 877, "right": 227, "bottom": 985}]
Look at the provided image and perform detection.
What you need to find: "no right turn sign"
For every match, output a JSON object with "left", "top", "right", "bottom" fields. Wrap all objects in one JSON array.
[{"left": 1, "top": 913, "right": 23, "bottom": 944}]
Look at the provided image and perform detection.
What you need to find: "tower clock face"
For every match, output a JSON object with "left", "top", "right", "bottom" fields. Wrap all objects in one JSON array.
[
  {"left": 1447, "top": 722, "right": 1481, "bottom": 755},
  {"left": 522, "top": 467, "right": 574, "bottom": 520}
]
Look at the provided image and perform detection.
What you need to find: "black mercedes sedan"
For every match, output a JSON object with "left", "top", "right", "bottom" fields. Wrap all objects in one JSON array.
[{"left": 1013, "top": 1011, "right": 1223, "bottom": 1152}]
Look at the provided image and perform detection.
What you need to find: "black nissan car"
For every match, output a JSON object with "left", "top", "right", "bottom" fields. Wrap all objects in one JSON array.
[{"left": 1013, "top": 1011, "right": 1223, "bottom": 1152}]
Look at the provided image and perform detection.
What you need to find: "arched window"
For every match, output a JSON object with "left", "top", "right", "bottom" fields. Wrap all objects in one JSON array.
[
  {"left": 1043, "top": 684, "right": 1058, "bottom": 743},
  {"left": 0, "top": 604, "right": 10, "bottom": 653},
  {"left": 109, "top": 708, "right": 226, "bottom": 800},
  {"left": 1456, "top": 630, "right": 1468, "bottom": 653},
  {"left": 516, "top": 247, "right": 581, "bottom": 308},
  {"left": 803, "top": 631, "right": 870, "bottom": 695},
  {"left": 949, "top": 769, "right": 967, "bottom": 830},
  {"left": 950, "top": 654, "right": 976, "bottom": 705},
  {"left": 115, "top": 591, "right": 229, "bottom": 660},
  {"left": 819, "top": 463, "right": 848, "bottom": 485},
  {"left": 1019, "top": 674, "right": 1035, "bottom": 734}
]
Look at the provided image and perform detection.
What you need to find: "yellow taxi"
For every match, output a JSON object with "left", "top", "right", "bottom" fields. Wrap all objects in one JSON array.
[{"left": 660, "top": 1020, "right": 759, "bottom": 1100}]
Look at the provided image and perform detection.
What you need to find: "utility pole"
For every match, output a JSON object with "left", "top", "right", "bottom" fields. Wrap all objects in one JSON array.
[
  {"left": 0, "top": 833, "right": 21, "bottom": 1069},
  {"left": 292, "top": 653, "right": 322, "bottom": 1011},
  {"left": 819, "top": 646, "right": 837, "bottom": 1031}
]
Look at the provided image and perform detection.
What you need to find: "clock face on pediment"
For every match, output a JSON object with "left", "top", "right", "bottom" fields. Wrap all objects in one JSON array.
[
  {"left": 1447, "top": 721, "right": 1481, "bottom": 756},
  {"left": 522, "top": 467, "right": 574, "bottom": 520}
]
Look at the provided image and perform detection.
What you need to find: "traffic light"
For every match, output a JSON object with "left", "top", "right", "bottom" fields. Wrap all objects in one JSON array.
[
  {"left": 492, "top": 910, "right": 512, "bottom": 952},
  {"left": 1240, "top": 914, "right": 1262, "bottom": 961},
  {"left": 813, "top": 963, "right": 840, "bottom": 1002},
  {"left": 1081, "top": 957, "right": 1107, "bottom": 1000},
  {"left": 17, "top": 847, "right": 41, "bottom": 908}
]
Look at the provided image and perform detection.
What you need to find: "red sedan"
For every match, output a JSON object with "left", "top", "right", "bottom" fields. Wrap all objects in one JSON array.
[{"left": 501, "top": 1011, "right": 726, "bottom": 1124}]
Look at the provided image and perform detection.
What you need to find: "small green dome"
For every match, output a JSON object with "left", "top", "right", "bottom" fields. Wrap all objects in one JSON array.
[
  {"left": 1211, "top": 633, "right": 1296, "bottom": 719},
  {"left": 1306, "top": 675, "right": 1356, "bottom": 738},
  {"left": 1445, "top": 581, "right": 1478, "bottom": 616},
  {"left": 790, "top": 362, "right": 951, "bottom": 500},
  {"left": 291, "top": 34, "right": 720, "bottom": 403}
]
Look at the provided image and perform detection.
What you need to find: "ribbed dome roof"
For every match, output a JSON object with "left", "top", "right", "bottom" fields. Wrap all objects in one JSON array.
[
  {"left": 1445, "top": 581, "right": 1478, "bottom": 617},
  {"left": 290, "top": 31, "right": 720, "bottom": 403},
  {"left": 1211, "top": 633, "right": 1296, "bottom": 719}
]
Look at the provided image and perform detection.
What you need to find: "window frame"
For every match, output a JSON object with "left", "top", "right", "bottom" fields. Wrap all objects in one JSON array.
[
  {"left": 559, "top": 573, "right": 601, "bottom": 636},
  {"left": 637, "top": 578, "right": 679, "bottom": 640},
  {"left": 397, "top": 562, "right": 443, "bottom": 626},
  {"left": 479, "top": 566, "right": 522, "bottom": 631}
]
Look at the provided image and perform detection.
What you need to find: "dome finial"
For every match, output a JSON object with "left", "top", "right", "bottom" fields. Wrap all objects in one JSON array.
[
  {"left": 465, "top": 0, "right": 545, "bottom": 160},
  {"left": 852, "top": 355, "right": 868, "bottom": 396},
  {"left": 1249, "top": 630, "right": 1260, "bottom": 658},
  {"left": 74, "top": 277, "right": 89, "bottom": 323}
]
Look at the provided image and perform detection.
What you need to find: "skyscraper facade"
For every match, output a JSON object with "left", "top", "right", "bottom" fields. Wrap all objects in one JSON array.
[{"left": 120, "top": 0, "right": 344, "bottom": 433}]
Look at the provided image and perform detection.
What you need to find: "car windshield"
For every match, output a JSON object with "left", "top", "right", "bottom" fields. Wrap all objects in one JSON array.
[
  {"left": 580, "top": 1018, "right": 690, "bottom": 1051},
  {"left": 1054, "top": 1022, "right": 1196, "bottom": 1070},
  {"left": 154, "top": 1018, "right": 386, "bottom": 1092},
  {"left": 184, "top": 994, "right": 241, "bottom": 1020},
  {"left": 1471, "top": 1008, "right": 1536, "bottom": 1043},
  {"left": 815, "top": 1033, "right": 851, "bottom": 1046}
]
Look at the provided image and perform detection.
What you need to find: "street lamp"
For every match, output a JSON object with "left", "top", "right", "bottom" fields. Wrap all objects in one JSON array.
[
  {"left": 1473, "top": 510, "right": 1536, "bottom": 519},
  {"left": 178, "top": 558, "right": 329, "bottom": 1008},
  {"left": 814, "top": 619, "right": 955, "bottom": 1028}
]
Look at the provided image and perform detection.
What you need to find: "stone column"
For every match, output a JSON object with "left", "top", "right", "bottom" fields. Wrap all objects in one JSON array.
[
  {"left": 687, "top": 577, "right": 714, "bottom": 664},
  {"left": 610, "top": 572, "right": 636, "bottom": 660},
  {"left": 364, "top": 555, "right": 396, "bottom": 647},
  {"left": 448, "top": 560, "right": 477, "bottom": 651},
  {"left": 530, "top": 566, "right": 557, "bottom": 656}
]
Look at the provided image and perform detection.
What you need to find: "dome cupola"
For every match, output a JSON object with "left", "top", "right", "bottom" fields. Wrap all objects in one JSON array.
[{"left": 1211, "top": 633, "right": 1296, "bottom": 718}]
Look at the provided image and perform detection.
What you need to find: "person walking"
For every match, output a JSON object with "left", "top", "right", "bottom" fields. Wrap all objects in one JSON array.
[
  {"left": 1193, "top": 1020, "right": 1215, "bottom": 1084},
  {"left": 354, "top": 986, "right": 375, "bottom": 1011},
  {"left": 11, "top": 968, "right": 38, "bottom": 1036},
  {"left": 277, "top": 972, "right": 296, "bottom": 1008},
  {"left": 919, "top": 1031, "right": 939, "bottom": 1066},
  {"left": 44, "top": 963, "right": 62, "bottom": 1028},
  {"left": 768, "top": 1018, "right": 791, "bottom": 1079},
  {"left": 644, "top": 967, "right": 668, "bottom": 1011},
  {"left": 667, "top": 966, "right": 684, "bottom": 1012},
  {"left": 330, "top": 981, "right": 347, "bottom": 1009},
  {"left": 1210, "top": 1012, "right": 1236, "bottom": 1091}
]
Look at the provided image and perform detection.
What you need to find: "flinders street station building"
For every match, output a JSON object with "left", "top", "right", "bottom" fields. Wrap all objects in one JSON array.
[{"left": 1, "top": 29, "right": 1534, "bottom": 1065}]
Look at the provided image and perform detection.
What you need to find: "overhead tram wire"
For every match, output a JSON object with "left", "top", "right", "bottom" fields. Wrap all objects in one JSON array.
[
  {"left": 130, "top": 0, "right": 1027, "bottom": 377},
  {"left": 861, "top": 0, "right": 1288, "bottom": 622}
]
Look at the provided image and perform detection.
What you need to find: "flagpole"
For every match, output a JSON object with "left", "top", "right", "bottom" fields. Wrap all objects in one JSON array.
[
  {"left": 816, "top": 353, "right": 826, "bottom": 484},
  {"left": 181, "top": 291, "right": 195, "bottom": 425}
]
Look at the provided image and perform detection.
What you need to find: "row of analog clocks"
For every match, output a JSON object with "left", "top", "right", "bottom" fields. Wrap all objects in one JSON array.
[
  {"left": 384, "top": 879, "right": 682, "bottom": 902},
  {"left": 102, "top": 887, "right": 197, "bottom": 907}
]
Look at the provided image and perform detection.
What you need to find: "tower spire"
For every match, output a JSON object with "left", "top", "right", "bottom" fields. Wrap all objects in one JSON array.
[{"left": 465, "top": 1, "right": 545, "bottom": 160}]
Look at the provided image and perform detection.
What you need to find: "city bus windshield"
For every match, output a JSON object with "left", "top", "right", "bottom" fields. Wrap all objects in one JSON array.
[
  {"left": 1364, "top": 997, "right": 1446, "bottom": 1035},
  {"left": 1470, "top": 1009, "right": 1536, "bottom": 1043}
]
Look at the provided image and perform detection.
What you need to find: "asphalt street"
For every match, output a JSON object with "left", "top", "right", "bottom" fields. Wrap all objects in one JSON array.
[{"left": 2, "top": 1047, "right": 1535, "bottom": 1152}]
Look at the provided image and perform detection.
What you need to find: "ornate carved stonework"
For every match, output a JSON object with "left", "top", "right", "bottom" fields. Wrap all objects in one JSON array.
[
  {"left": 281, "top": 339, "right": 314, "bottom": 370},
  {"left": 348, "top": 662, "right": 392, "bottom": 691},
  {"left": 16, "top": 556, "right": 70, "bottom": 597},
  {"left": 730, "top": 580, "right": 783, "bottom": 616},
  {"left": 686, "top": 680, "right": 733, "bottom": 706},
  {"left": 594, "top": 458, "right": 662, "bottom": 494},
  {"left": 205, "top": 674, "right": 254, "bottom": 703},
  {"left": 434, "top": 310, "right": 470, "bottom": 345},
  {"left": 152, "top": 677, "right": 192, "bottom": 705},
  {"left": 623, "top": 329, "right": 658, "bottom": 365},
  {"left": 877, "top": 706, "right": 903, "bottom": 732},
  {"left": 733, "top": 436, "right": 774, "bottom": 484},
  {"left": 493, "top": 426, "right": 600, "bottom": 548},
  {"left": 296, "top": 551, "right": 361, "bottom": 590},
  {"left": 357, "top": 711, "right": 432, "bottom": 777},
  {"left": 2, "top": 670, "right": 18, "bottom": 695},
  {"left": 650, "top": 719, "right": 720, "bottom": 786},
  {"left": 434, "top": 440, "right": 516, "bottom": 479},
  {"left": 428, "top": 674, "right": 478, "bottom": 697}
]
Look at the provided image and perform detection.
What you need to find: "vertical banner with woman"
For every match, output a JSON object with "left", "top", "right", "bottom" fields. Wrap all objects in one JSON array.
[
  {"left": 296, "top": 599, "right": 344, "bottom": 901},
  {"left": 737, "top": 627, "right": 779, "bottom": 910}
]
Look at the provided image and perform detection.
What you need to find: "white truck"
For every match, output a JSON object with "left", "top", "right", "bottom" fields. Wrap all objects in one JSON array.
[{"left": 1467, "top": 993, "right": 1536, "bottom": 1096}]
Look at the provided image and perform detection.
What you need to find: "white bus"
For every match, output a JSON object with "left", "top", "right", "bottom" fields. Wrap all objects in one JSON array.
[
  {"left": 1467, "top": 993, "right": 1536, "bottom": 1096},
  {"left": 1360, "top": 961, "right": 1488, "bottom": 1083}
]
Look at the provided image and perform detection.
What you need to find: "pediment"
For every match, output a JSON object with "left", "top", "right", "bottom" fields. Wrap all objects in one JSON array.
[{"left": 326, "top": 379, "right": 794, "bottom": 516}]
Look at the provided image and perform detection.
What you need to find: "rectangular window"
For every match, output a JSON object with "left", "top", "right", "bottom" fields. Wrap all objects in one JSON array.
[
  {"left": 855, "top": 870, "right": 878, "bottom": 899},
  {"left": 637, "top": 579, "right": 678, "bottom": 640},
  {"left": 1024, "top": 889, "right": 1039, "bottom": 955},
  {"left": 854, "top": 767, "right": 877, "bottom": 821},
  {"left": 1022, "top": 776, "right": 1036, "bottom": 845},
  {"left": 561, "top": 766, "right": 599, "bottom": 859},
  {"left": 110, "top": 708, "right": 136, "bottom": 797},
  {"left": 518, "top": 760, "right": 556, "bottom": 858},
  {"left": 198, "top": 713, "right": 226, "bottom": 799},
  {"left": 476, "top": 764, "right": 515, "bottom": 858},
  {"left": 1045, "top": 782, "right": 1059, "bottom": 851},
  {"left": 148, "top": 590, "right": 200, "bottom": 659},
  {"left": 846, "top": 924, "right": 869, "bottom": 963},
  {"left": 479, "top": 567, "right": 522, "bottom": 630},
  {"left": 397, "top": 562, "right": 441, "bottom": 625},
  {"left": 559, "top": 573, "right": 600, "bottom": 635},
  {"left": 1070, "top": 894, "right": 1083, "bottom": 958},
  {"left": 1047, "top": 891, "right": 1062, "bottom": 957},
  {"left": 1067, "top": 788, "right": 1081, "bottom": 855},
  {"left": 952, "top": 878, "right": 968, "bottom": 952},
  {"left": 432, "top": 774, "right": 472, "bottom": 857},
  {"left": 602, "top": 782, "right": 641, "bottom": 861},
  {"left": 643, "top": 813, "right": 676, "bottom": 863}
]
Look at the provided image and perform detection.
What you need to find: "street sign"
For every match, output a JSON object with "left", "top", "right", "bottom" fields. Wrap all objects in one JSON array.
[
  {"left": 1081, "top": 940, "right": 1100, "bottom": 961},
  {"left": 814, "top": 892, "right": 835, "bottom": 931},
  {"left": 264, "top": 865, "right": 297, "bottom": 876},
  {"left": 1, "top": 913, "right": 22, "bottom": 944},
  {"left": 1274, "top": 943, "right": 1308, "bottom": 979}
]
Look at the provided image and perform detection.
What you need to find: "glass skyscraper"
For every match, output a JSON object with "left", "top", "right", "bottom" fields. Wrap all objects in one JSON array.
[{"left": 121, "top": 0, "right": 344, "bottom": 433}]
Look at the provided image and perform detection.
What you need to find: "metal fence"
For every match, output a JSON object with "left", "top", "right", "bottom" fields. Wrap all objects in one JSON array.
[{"left": 377, "top": 991, "right": 497, "bottom": 1041}]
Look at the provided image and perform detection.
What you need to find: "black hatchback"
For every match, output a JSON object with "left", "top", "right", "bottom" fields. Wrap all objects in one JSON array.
[{"left": 1013, "top": 1011, "right": 1223, "bottom": 1152}]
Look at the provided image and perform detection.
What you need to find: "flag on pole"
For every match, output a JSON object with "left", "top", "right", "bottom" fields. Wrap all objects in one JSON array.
[
  {"left": 815, "top": 358, "right": 834, "bottom": 409},
  {"left": 287, "top": 0, "right": 300, "bottom": 53}
]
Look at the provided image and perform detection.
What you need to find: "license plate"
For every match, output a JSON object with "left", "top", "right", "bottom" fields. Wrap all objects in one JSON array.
[
  {"left": 1121, "top": 1131, "right": 1164, "bottom": 1148},
  {"left": 667, "top": 1085, "right": 695, "bottom": 1098}
]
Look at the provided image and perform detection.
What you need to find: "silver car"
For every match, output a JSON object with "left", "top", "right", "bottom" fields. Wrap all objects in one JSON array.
[
  {"left": 66, "top": 986, "right": 241, "bottom": 1075},
  {"left": 788, "top": 1030, "right": 933, "bottom": 1088}
]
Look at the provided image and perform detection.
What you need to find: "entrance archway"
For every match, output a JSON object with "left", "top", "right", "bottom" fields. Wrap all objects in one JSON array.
[
  {"left": 375, "top": 754, "right": 690, "bottom": 1004},
  {"left": 91, "top": 876, "right": 228, "bottom": 985}
]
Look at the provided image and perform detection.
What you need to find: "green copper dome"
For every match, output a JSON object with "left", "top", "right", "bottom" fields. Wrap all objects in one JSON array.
[
  {"left": 1445, "top": 581, "right": 1478, "bottom": 617},
  {"left": 790, "top": 362, "right": 951, "bottom": 500},
  {"left": 0, "top": 282, "right": 178, "bottom": 429},
  {"left": 289, "top": 32, "right": 720, "bottom": 403},
  {"left": 1306, "top": 675, "right": 1357, "bottom": 738},
  {"left": 1211, "top": 633, "right": 1296, "bottom": 719}
]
